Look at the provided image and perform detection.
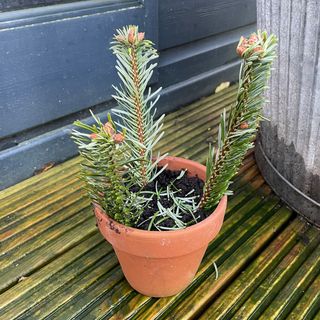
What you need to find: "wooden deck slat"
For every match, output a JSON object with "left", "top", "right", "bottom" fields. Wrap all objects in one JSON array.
[
  {"left": 162, "top": 86, "right": 236, "bottom": 122},
  {"left": 200, "top": 222, "right": 318, "bottom": 319},
  {"left": 0, "top": 180, "right": 85, "bottom": 231},
  {"left": 48, "top": 266, "right": 125, "bottom": 320},
  {"left": 0, "top": 216, "right": 95, "bottom": 293},
  {"left": 232, "top": 227, "right": 320, "bottom": 319},
  {"left": 33, "top": 260, "right": 121, "bottom": 319},
  {"left": 162, "top": 119, "right": 224, "bottom": 157},
  {"left": 157, "top": 100, "right": 233, "bottom": 151},
  {"left": 82, "top": 280, "right": 138, "bottom": 319},
  {"left": 288, "top": 272, "right": 320, "bottom": 319},
  {"left": 0, "top": 189, "right": 88, "bottom": 245},
  {"left": 0, "top": 157, "right": 81, "bottom": 203},
  {"left": 0, "top": 85, "right": 319, "bottom": 319},
  {"left": 160, "top": 89, "right": 236, "bottom": 135},
  {"left": 0, "top": 203, "right": 91, "bottom": 270},
  {"left": 1, "top": 198, "right": 89, "bottom": 253},
  {"left": 0, "top": 235, "right": 108, "bottom": 320},
  {"left": 0, "top": 167, "right": 81, "bottom": 215},
  {"left": 259, "top": 242, "right": 320, "bottom": 319}
]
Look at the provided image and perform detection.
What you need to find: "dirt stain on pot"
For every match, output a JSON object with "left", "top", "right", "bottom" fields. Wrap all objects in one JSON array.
[
  {"left": 96, "top": 216, "right": 103, "bottom": 228},
  {"left": 108, "top": 220, "right": 121, "bottom": 234}
]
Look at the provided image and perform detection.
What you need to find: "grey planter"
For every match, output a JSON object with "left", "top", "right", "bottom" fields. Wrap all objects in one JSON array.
[{"left": 256, "top": 0, "right": 320, "bottom": 226}]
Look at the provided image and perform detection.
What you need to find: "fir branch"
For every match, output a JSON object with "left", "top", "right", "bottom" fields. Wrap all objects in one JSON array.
[
  {"left": 71, "top": 112, "right": 136, "bottom": 226},
  {"left": 200, "top": 31, "right": 278, "bottom": 210},
  {"left": 110, "top": 25, "right": 166, "bottom": 187}
]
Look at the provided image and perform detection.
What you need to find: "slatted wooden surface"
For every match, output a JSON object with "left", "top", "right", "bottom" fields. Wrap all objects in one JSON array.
[{"left": 1, "top": 86, "right": 320, "bottom": 319}]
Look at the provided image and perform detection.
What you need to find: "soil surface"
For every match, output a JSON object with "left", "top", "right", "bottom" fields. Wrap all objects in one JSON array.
[{"left": 131, "top": 168, "right": 211, "bottom": 230}]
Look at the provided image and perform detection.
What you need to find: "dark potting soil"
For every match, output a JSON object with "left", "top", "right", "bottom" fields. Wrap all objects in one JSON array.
[{"left": 131, "top": 168, "right": 211, "bottom": 231}]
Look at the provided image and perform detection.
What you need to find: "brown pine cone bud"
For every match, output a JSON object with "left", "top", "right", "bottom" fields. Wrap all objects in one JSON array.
[
  {"left": 137, "top": 32, "right": 145, "bottom": 42},
  {"left": 239, "top": 122, "right": 249, "bottom": 129},
  {"left": 103, "top": 122, "right": 115, "bottom": 136},
  {"left": 236, "top": 36, "right": 249, "bottom": 57},
  {"left": 90, "top": 133, "right": 98, "bottom": 139},
  {"left": 237, "top": 45, "right": 247, "bottom": 57},
  {"left": 128, "top": 27, "right": 136, "bottom": 44},
  {"left": 248, "top": 34, "right": 259, "bottom": 45},
  {"left": 113, "top": 133, "right": 125, "bottom": 144}
]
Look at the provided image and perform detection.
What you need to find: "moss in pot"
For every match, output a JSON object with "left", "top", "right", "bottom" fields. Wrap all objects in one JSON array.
[{"left": 72, "top": 26, "right": 277, "bottom": 297}]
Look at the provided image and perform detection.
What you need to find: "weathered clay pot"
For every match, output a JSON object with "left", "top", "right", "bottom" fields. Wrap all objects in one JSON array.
[{"left": 94, "top": 156, "right": 227, "bottom": 297}]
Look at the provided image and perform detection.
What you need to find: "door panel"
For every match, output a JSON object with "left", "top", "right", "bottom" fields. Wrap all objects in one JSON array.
[
  {"left": 0, "top": 0, "right": 157, "bottom": 138},
  {"left": 159, "top": 0, "right": 256, "bottom": 50}
]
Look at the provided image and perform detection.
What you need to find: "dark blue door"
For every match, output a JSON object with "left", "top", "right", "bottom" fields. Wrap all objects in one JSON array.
[
  {"left": 0, "top": 0, "right": 256, "bottom": 190},
  {"left": 0, "top": 0, "right": 157, "bottom": 138}
]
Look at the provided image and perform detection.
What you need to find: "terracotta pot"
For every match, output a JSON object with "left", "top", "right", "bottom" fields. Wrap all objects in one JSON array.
[{"left": 94, "top": 156, "right": 227, "bottom": 297}]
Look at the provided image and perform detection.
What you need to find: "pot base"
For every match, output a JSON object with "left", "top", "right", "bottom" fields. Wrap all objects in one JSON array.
[{"left": 114, "top": 245, "right": 207, "bottom": 297}]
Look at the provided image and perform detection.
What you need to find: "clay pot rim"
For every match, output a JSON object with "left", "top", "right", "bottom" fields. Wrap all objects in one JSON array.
[{"left": 94, "top": 196, "right": 227, "bottom": 238}]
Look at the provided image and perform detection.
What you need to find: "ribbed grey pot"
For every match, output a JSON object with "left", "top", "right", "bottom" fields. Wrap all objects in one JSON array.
[{"left": 256, "top": 0, "right": 320, "bottom": 226}]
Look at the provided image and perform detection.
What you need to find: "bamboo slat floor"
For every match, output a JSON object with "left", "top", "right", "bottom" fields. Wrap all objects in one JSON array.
[{"left": 1, "top": 85, "right": 320, "bottom": 319}]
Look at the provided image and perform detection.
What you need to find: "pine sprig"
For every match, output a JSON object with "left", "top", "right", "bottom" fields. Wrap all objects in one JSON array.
[
  {"left": 71, "top": 112, "right": 136, "bottom": 225},
  {"left": 111, "top": 25, "right": 166, "bottom": 187},
  {"left": 201, "top": 31, "right": 278, "bottom": 210}
]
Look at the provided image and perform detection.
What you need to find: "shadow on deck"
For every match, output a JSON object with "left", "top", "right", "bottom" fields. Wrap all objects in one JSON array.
[{"left": 1, "top": 86, "right": 320, "bottom": 319}]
